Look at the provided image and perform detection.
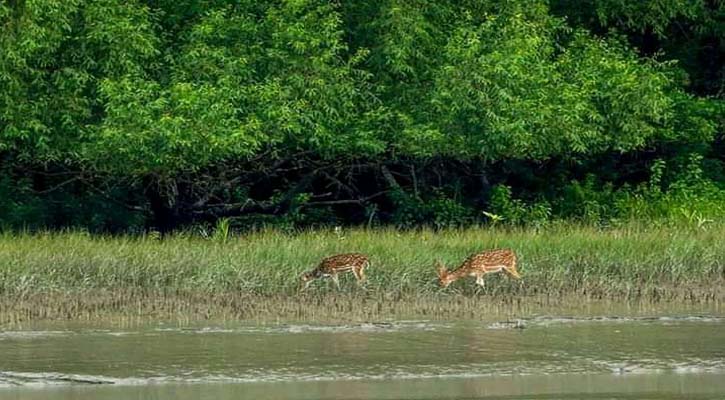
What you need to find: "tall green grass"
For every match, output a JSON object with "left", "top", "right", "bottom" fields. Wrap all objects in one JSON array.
[{"left": 1, "top": 224, "right": 723, "bottom": 299}]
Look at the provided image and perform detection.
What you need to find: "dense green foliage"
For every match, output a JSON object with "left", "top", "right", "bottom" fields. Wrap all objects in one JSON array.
[{"left": 1, "top": 0, "right": 722, "bottom": 231}]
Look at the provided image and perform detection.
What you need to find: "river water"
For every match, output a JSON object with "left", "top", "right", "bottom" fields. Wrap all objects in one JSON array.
[{"left": 1, "top": 313, "right": 724, "bottom": 399}]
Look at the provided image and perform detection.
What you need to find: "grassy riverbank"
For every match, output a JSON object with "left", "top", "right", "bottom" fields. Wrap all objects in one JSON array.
[{"left": 1, "top": 224, "right": 723, "bottom": 323}]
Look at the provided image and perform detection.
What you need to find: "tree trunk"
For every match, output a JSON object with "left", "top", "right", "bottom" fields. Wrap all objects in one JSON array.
[
  {"left": 478, "top": 162, "right": 492, "bottom": 207},
  {"left": 145, "top": 179, "right": 180, "bottom": 234}
]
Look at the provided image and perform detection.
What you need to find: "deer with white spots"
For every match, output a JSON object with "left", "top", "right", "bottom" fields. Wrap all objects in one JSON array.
[
  {"left": 301, "top": 253, "right": 369, "bottom": 289},
  {"left": 436, "top": 249, "right": 521, "bottom": 288}
]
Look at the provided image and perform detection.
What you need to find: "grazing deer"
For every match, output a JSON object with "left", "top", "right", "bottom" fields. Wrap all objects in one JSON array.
[
  {"left": 301, "top": 253, "right": 369, "bottom": 289},
  {"left": 437, "top": 249, "right": 521, "bottom": 288}
]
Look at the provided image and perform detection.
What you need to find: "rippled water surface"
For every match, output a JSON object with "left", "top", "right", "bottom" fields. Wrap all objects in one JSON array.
[{"left": 1, "top": 314, "right": 724, "bottom": 399}]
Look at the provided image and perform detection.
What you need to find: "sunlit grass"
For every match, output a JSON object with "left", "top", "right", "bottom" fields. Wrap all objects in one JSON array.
[{"left": 1, "top": 224, "right": 723, "bottom": 300}]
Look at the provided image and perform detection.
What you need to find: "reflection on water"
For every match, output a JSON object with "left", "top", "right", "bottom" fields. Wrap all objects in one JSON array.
[{"left": 0, "top": 316, "right": 724, "bottom": 399}]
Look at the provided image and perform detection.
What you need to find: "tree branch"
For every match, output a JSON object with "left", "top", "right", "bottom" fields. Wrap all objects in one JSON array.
[
  {"left": 83, "top": 179, "right": 145, "bottom": 212},
  {"left": 34, "top": 176, "right": 82, "bottom": 194},
  {"left": 300, "top": 191, "right": 388, "bottom": 207}
]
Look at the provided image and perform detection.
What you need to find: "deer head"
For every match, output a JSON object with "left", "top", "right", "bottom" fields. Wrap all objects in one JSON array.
[
  {"left": 436, "top": 261, "right": 453, "bottom": 288},
  {"left": 300, "top": 271, "right": 316, "bottom": 289}
]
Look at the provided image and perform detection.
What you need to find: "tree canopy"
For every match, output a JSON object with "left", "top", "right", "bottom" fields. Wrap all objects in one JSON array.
[{"left": 1, "top": 0, "right": 722, "bottom": 231}]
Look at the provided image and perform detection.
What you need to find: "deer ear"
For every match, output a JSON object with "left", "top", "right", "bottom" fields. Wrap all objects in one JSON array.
[{"left": 436, "top": 262, "right": 446, "bottom": 276}]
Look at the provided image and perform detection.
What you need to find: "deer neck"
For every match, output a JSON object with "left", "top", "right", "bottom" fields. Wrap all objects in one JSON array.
[
  {"left": 448, "top": 264, "right": 472, "bottom": 279},
  {"left": 439, "top": 266, "right": 467, "bottom": 285}
]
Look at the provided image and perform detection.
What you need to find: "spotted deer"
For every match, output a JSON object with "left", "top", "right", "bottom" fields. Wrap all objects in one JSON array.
[
  {"left": 436, "top": 249, "right": 521, "bottom": 288},
  {"left": 301, "top": 253, "right": 369, "bottom": 289}
]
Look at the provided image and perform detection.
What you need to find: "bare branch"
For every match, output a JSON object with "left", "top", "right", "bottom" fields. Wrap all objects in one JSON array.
[
  {"left": 34, "top": 176, "right": 82, "bottom": 194},
  {"left": 300, "top": 191, "right": 388, "bottom": 207},
  {"left": 380, "top": 165, "right": 401, "bottom": 190},
  {"left": 83, "top": 180, "right": 145, "bottom": 212}
]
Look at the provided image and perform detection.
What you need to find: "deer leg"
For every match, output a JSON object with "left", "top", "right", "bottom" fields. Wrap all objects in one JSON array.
[
  {"left": 352, "top": 268, "right": 368, "bottom": 291},
  {"left": 354, "top": 266, "right": 366, "bottom": 283},
  {"left": 331, "top": 274, "right": 341, "bottom": 289},
  {"left": 471, "top": 275, "right": 483, "bottom": 295}
]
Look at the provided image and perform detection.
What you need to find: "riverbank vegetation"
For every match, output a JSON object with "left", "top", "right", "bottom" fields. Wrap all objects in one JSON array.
[
  {"left": 1, "top": 225, "right": 722, "bottom": 323},
  {"left": 1, "top": 1, "right": 723, "bottom": 323}
]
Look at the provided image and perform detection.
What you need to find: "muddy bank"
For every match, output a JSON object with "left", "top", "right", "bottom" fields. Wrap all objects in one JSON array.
[{"left": 1, "top": 289, "right": 722, "bottom": 325}]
